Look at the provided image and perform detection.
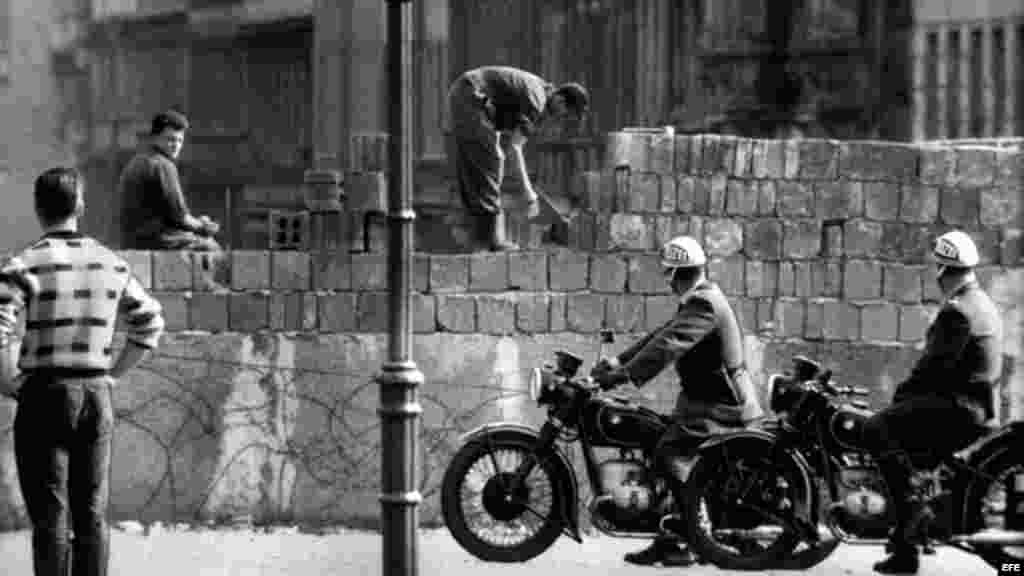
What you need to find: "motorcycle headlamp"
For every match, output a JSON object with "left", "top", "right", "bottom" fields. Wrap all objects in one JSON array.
[{"left": 529, "top": 367, "right": 545, "bottom": 402}]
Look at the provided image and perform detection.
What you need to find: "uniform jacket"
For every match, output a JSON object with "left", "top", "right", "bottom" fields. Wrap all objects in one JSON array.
[
  {"left": 615, "top": 280, "right": 763, "bottom": 426},
  {"left": 460, "top": 66, "right": 552, "bottom": 135},
  {"left": 895, "top": 280, "right": 1003, "bottom": 422}
]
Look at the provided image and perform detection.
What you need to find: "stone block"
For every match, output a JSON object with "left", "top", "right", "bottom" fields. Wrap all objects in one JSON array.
[
  {"left": 878, "top": 222, "right": 907, "bottom": 260},
  {"left": 189, "top": 293, "right": 229, "bottom": 332},
  {"left": 590, "top": 253, "right": 628, "bottom": 292},
  {"left": 981, "top": 185, "right": 1022, "bottom": 229},
  {"left": 939, "top": 187, "right": 980, "bottom": 227},
  {"left": 674, "top": 135, "right": 693, "bottom": 174},
  {"left": 280, "top": 293, "right": 317, "bottom": 332},
  {"left": 822, "top": 222, "right": 844, "bottom": 257},
  {"left": 776, "top": 181, "right": 813, "bottom": 217},
  {"left": 644, "top": 295, "right": 678, "bottom": 331},
  {"left": 605, "top": 294, "right": 645, "bottom": 332},
  {"left": 594, "top": 213, "right": 613, "bottom": 252},
  {"left": 571, "top": 211, "right": 598, "bottom": 252},
  {"left": 794, "top": 139, "right": 840, "bottom": 180},
  {"left": 688, "top": 135, "right": 705, "bottom": 175},
  {"left": 508, "top": 251, "right": 548, "bottom": 291},
  {"left": 311, "top": 251, "right": 352, "bottom": 290},
  {"left": 229, "top": 292, "right": 269, "bottom": 332},
  {"left": 627, "top": 173, "right": 662, "bottom": 212},
  {"left": 605, "top": 130, "right": 674, "bottom": 173},
  {"left": 658, "top": 174, "right": 678, "bottom": 213},
  {"left": 676, "top": 175, "right": 707, "bottom": 214},
  {"left": 899, "top": 185, "right": 940, "bottom": 223},
  {"left": 839, "top": 141, "right": 918, "bottom": 182},
  {"left": 751, "top": 139, "right": 786, "bottom": 179},
  {"left": 812, "top": 260, "right": 843, "bottom": 298},
  {"left": 952, "top": 147, "right": 996, "bottom": 188},
  {"left": 844, "top": 260, "right": 882, "bottom": 300},
  {"left": 726, "top": 179, "right": 759, "bottom": 216},
  {"left": 745, "top": 220, "right": 783, "bottom": 260},
  {"left": 1000, "top": 229, "right": 1022, "bottom": 266},
  {"left": 779, "top": 261, "right": 813, "bottom": 298},
  {"left": 883, "top": 264, "right": 924, "bottom": 303},
  {"left": 654, "top": 214, "right": 690, "bottom": 249},
  {"left": 649, "top": 130, "right": 676, "bottom": 174},
  {"left": 757, "top": 181, "right": 777, "bottom": 216},
  {"left": 429, "top": 254, "right": 470, "bottom": 293},
  {"left": 703, "top": 218, "right": 744, "bottom": 257},
  {"left": 436, "top": 295, "right": 476, "bottom": 332},
  {"left": 516, "top": 294, "right": 550, "bottom": 333},
  {"left": 700, "top": 134, "right": 737, "bottom": 175},
  {"left": 549, "top": 294, "right": 568, "bottom": 331},
  {"left": 153, "top": 251, "right": 193, "bottom": 291},
  {"left": 468, "top": 252, "right": 509, "bottom": 292},
  {"left": 476, "top": 295, "right": 516, "bottom": 335},
  {"left": 270, "top": 251, "right": 311, "bottom": 291},
  {"left": 608, "top": 213, "right": 654, "bottom": 251},
  {"left": 192, "top": 252, "right": 230, "bottom": 291},
  {"left": 860, "top": 302, "right": 899, "bottom": 342},
  {"left": 815, "top": 181, "right": 863, "bottom": 219},
  {"left": 707, "top": 257, "right": 745, "bottom": 296},
  {"left": 994, "top": 148, "right": 1024, "bottom": 188},
  {"left": 783, "top": 139, "right": 800, "bottom": 180},
  {"left": 567, "top": 293, "right": 605, "bottom": 333},
  {"left": 412, "top": 293, "right": 436, "bottom": 333},
  {"left": 901, "top": 224, "right": 939, "bottom": 264},
  {"left": 350, "top": 252, "right": 388, "bottom": 291},
  {"left": 805, "top": 299, "right": 825, "bottom": 340},
  {"left": 356, "top": 291, "right": 389, "bottom": 332},
  {"left": 843, "top": 219, "right": 884, "bottom": 257},
  {"left": 707, "top": 174, "right": 728, "bottom": 215},
  {"left": 863, "top": 182, "right": 901, "bottom": 221},
  {"left": 345, "top": 171, "right": 388, "bottom": 212},
  {"left": 917, "top": 146, "right": 955, "bottom": 185},
  {"left": 774, "top": 299, "right": 806, "bottom": 338},
  {"left": 782, "top": 220, "right": 821, "bottom": 259},
  {"left": 230, "top": 251, "right": 271, "bottom": 291},
  {"left": 413, "top": 254, "right": 430, "bottom": 292},
  {"left": 549, "top": 249, "right": 590, "bottom": 291},
  {"left": 745, "top": 260, "right": 779, "bottom": 297},
  {"left": 317, "top": 293, "right": 357, "bottom": 332},
  {"left": 899, "top": 304, "right": 934, "bottom": 342},
  {"left": 733, "top": 138, "right": 754, "bottom": 178},
  {"left": 821, "top": 300, "right": 860, "bottom": 341},
  {"left": 627, "top": 254, "right": 670, "bottom": 294},
  {"left": 118, "top": 250, "right": 153, "bottom": 289}
]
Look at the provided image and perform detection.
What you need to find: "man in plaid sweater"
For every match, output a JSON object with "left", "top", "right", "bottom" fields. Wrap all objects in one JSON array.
[{"left": 0, "top": 167, "right": 165, "bottom": 576}]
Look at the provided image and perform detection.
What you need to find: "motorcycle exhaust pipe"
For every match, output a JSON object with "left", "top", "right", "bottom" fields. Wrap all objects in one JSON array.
[{"left": 951, "top": 530, "right": 1024, "bottom": 546}]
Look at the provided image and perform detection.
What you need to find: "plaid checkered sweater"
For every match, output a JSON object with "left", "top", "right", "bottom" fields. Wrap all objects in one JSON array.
[{"left": 0, "top": 231, "right": 164, "bottom": 373}]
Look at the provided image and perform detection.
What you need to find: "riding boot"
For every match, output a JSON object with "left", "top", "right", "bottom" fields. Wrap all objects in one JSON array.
[
  {"left": 477, "top": 211, "right": 518, "bottom": 252},
  {"left": 623, "top": 536, "right": 698, "bottom": 567}
]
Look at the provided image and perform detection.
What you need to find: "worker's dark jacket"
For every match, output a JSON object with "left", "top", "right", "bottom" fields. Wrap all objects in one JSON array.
[
  {"left": 615, "top": 280, "right": 763, "bottom": 428},
  {"left": 894, "top": 280, "right": 1003, "bottom": 423},
  {"left": 119, "top": 146, "right": 197, "bottom": 249}
]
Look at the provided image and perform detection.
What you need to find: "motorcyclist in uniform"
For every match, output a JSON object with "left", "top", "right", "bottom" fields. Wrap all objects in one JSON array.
[
  {"left": 864, "top": 229, "right": 1004, "bottom": 574},
  {"left": 591, "top": 235, "right": 765, "bottom": 567}
]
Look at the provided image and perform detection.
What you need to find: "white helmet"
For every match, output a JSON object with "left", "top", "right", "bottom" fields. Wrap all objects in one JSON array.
[
  {"left": 933, "top": 230, "right": 979, "bottom": 269},
  {"left": 661, "top": 235, "right": 707, "bottom": 269}
]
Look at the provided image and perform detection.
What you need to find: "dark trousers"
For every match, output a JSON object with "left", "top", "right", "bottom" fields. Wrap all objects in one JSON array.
[
  {"left": 447, "top": 78, "right": 503, "bottom": 216},
  {"left": 862, "top": 395, "right": 980, "bottom": 554},
  {"left": 14, "top": 374, "right": 114, "bottom": 576},
  {"left": 649, "top": 421, "right": 713, "bottom": 544}
]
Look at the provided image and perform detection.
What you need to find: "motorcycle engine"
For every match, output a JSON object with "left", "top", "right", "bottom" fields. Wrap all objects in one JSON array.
[
  {"left": 832, "top": 466, "right": 890, "bottom": 538},
  {"left": 601, "top": 458, "right": 654, "bottom": 514}
]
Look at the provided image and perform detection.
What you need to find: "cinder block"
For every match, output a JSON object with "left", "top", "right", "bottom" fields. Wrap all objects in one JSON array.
[
  {"left": 843, "top": 219, "right": 884, "bottom": 258},
  {"left": 508, "top": 251, "right": 547, "bottom": 290},
  {"left": 899, "top": 185, "right": 939, "bottom": 223},
  {"left": 744, "top": 220, "right": 783, "bottom": 260},
  {"left": 311, "top": 251, "right": 352, "bottom": 290},
  {"left": 608, "top": 214, "right": 654, "bottom": 251},
  {"left": 725, "top": 179, "right": 759, "bottom": 216},
  {"left": 628, "top": 254, "right": 671, "bottom": 294},
  {"left": 733, "top": 138, "right": 754, "bottom": 178},
  {"left": 776, "top": 181, "right": 813, "bottom": 217},
  {"left": 414, "top": 253, "right": 430, "bottom": 292},
  {"left": 901, "top": 224, "right": 939, "bottom": 264},
  {"left": 189, "top": 293, "right": 229, "bottom": 332},
  {"left": 783, "top": 140, "right": 800, "bottom": 180},
  {"left": 688, "top": 135, "right": 705, "bottom": 175},
  {"left": 812, "top": 260, "right": 843, "bottom": 297},
  {"left": 882, "top": 264, "right": 924, "bottom": 303},
  {"left": 804, "top": 299, "right": 824, "bottom": 340},
  {"left": 860, "top": 302, "right": 899, "bottom": 342},
  {"left": 362, "top": 212, "right": 389, "bottom": 253},
  {"left": 269, "top": 293, "right": 314, "bottom": 332},
  {"left": 774, "top": 298, "right": 805, "bottom": 338},
  {"left": 1000, "top": 229, "right": 1022, "bottom": 266},
  {"left": 548, "top": 249, "right": 589, "bottom": 291},
  {"left": 815, "top": 181, "right": 864, "bottom": 219},
  {"left": 590, "top": 253, "right": 628, "bottom": 292},
  {"left": 675, "top": 176, "right": 702, "bottom": 214},
  {"left": 863, "top": 182, "right": 902, "bottom": 221},
  {"left": 477, "top": 295, "right": 516, "bottom": 335},
  {"left": 469, "top": 252, "right": 509, "bottom": 292},
  {"left": 821, "top": 300, "right": 860, "bottom": 341},
  {"left": 707, "top": 174, "right": 727, "bottom": 215},
  {"left": 436, "top": 295, "right": 476, "bottom": 332},
  {"left": 153, "top": 251, "right": 193, "bottom": 291},
  {"left": 981, "top": 185, "right": 1021, "bottom": 229},
  {"left": 605, "top": 130, "right": 674, "bottom": 173},
  {"left": 231, "top": 251, "right": 271, "bottom": 290},
  {"left": 795, "top": 139, "right": 839, "bottom": 180},
  {"left": 605, "top": 294, "right": 645, "bottom": 332},
  {"left": 778, "top": 261, "right": 813, "bottom": 298},
  {"left": 839, "top": 141, "right": 919, "bottom": 182},
  {"left": 659, "top": 174, "right": 678, "bottom": 213},
  {"left": 994, "top": 148, "right": 1024, "bottom": 189},
  {"left": 844, "top": 260, "right": 882, "bottom": 300},
  {"left": 566, "top": 293, "right": 605, "bottom": 333},
  {"left": 707, "top": 257, "right": 745, "bottom": 296},
  {"left": 154, "top": 293, "right": 188, "bottom": 331},
  {"left": 605, "top": 132, "right": 633, "bottom": 168},
  {"left": 688, "top": 216, "right": 705, "bottom": 244},
  {"left": 674, "top": 135, "right": 693, "bottom": 174},
  {"left": 573, "top": 170, "right": 603, "bottom": 211},
  {"left": 612, "top": 168, "right": 631, "bottom": 211},
  {"left": 356, "top": 291, "right": 389, "bottom": 332},
  {"left": 549, "top": 294, "right": 568, "bottom": 331},
  {"left": 653, "top": 215, "right": 689, "bottom": 249},
  {"left": 757, "top": 181, "right": 777, "bottom": 216},
  {"left": 751, "top": 140, "right": 786, "bottom": 179},
  {"left": 192, "top": 252, "right": 230, "bottom": 291},
  {"left": 412, "top": 293, "right": 436, "bottom": 333},
  {"left": 737, "top": 297, "right": 758, "bottom": 334},
  {"left": 703, "top": 218, "right": 744, "bottom": 258},
  {"left": 429, "top": 254, "right": 470, "bottom": 293},
  {"left": 917, "top": 146, "right": 955, "bottom": 185},
  {"left": 270, "top": 251, "right": 311, "bottom": 291},
  {"left": 516, "top": 294, "right": 550, "bottom": 333},
  {"left": 823, "top": 222, "right": 844, "bottom": 257},
  {"left": 951, "top": 147, "right": 996, "bottom": 189},
  {"left": 118, "top": 250, "right": 152, "bottom": 289},
  {"left": 627, "top": 172, "right": 662, "bottom": 212},
  {"left": 594, "top": 213, "right": 613, "bottom": 252},
  {"left": 899, "top": 304, "right": 935, "bottom": 342},
  {"left": 345, "top": 171, "right": 388, "bottom": 213},
  {"left": 756, "top": 299, "right": 776, "bottom": 335},
  {"left": 939, "top": 187, "right": 980, "bottom": 227},
  {"left": 701, "top": 135, "right": 737, "bottom": 175},
  {"left": 879, "top": 222, "right": 908, "bottom": 260},
  {"left": 350, "top": 252, "right": 388, "bottom": 291},
  {"left": 317, "top": 293, "right": 357, "bottom": 332},
  {"left": 229, "top": 293, "right": 270, "bottom": 332},
  {"left": 782, "top": 220, "right": 821, "bottom": 259},
  {"left": 644, "top": 295, "right": 678, "bottom": 331},
  {"left": 745, "top": 260, "right": 778, "bottom": 298},
  {"left": 649, "top": 130, "right": 675, "bottom": 174}
]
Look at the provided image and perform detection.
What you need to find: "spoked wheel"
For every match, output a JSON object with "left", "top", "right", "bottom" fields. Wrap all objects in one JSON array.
[
  {"left": 441, "top": 435, "right": 566, "bottom": 563},
  {"left": 683, "top": 439, "right": 815, "bottom": 571},
  {"left": 968, "top": 451, "right": 1024, "bottom": 571}
]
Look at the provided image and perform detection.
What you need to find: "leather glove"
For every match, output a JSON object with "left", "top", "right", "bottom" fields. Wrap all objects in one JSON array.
[
  {"left": 591, "top": 356, "right": 619, "bottom": 378},
  {"left": 593, "top": 367, "right": 629, "bottom": 391}
]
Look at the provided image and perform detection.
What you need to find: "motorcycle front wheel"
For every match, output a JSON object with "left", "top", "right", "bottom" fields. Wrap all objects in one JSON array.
[{"left": 441, "top": 434, "right": 567, "bottom": 563}]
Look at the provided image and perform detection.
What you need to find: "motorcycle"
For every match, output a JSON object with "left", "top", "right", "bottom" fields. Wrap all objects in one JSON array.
[
  {"left": 440, "top": 333, "right": 696, "bottom": 563},
  {"left": 679, "top": 355, "right": 1024, "bottom": 572}
]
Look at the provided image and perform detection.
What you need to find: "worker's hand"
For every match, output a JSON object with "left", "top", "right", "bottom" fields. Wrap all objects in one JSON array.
[
  {"left": 523, "top": 189, "right": 540, "bottom": 219},
  {"left": 199, "top": 216, "right": 221, "bottom": 236}
]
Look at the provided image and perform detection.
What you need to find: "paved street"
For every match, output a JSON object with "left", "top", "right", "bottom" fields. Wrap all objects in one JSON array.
[{"left": 0, "top": 526, "right": 998, "bottom": 575}]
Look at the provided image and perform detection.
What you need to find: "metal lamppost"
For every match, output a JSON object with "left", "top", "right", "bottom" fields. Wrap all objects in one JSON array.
[{"left": 377, "top": 1, "right": 422, "bottom": 576}]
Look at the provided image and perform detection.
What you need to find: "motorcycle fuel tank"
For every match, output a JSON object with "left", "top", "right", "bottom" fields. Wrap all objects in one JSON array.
[{"left": 585, "top": 399, "right": 666, "bottom": 450}]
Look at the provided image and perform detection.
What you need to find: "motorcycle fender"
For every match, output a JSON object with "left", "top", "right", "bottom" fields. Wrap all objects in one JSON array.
[
  {"left": 958, "top": 423, "right": 1024, "bottom": 528},
  {"left": 458, "top": 421, "right": 581, "bottom": 541}
]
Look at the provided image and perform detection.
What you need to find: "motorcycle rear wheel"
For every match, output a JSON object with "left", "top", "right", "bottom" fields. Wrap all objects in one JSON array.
[
  {"left": 682, "top": 438, "right": 814, "bottom": 571},
  {"left": 441, "top": 435, "right": 566, "bottom": 563},
  {"left": 966, "top": 448, "right": 1024, "bottom": 571}
]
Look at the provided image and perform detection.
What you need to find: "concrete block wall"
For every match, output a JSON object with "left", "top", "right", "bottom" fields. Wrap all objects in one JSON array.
[{"left": 0, "top": 134, "right": 1021, "bottom": 531}]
